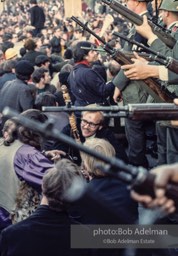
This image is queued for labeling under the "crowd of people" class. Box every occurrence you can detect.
[0,0,178,255]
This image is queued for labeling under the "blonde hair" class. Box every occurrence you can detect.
[82,104,105,124]
[81,138,115,177]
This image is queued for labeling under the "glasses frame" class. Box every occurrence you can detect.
[81,118,101,129]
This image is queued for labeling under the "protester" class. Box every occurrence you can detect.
[68,41,116,108]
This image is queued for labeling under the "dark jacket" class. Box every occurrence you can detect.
[0,73,16,91]
[37,83,56,95]
[0,205,88,256]
[69,176,138,226]
[29,5,45,29]
[68,63,115,106]
[88,176,138,224]
[0,78,34,113]
[23,51,45,66]
[50,36,61,54]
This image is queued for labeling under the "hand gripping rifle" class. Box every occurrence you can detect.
[81,45,161,62]
[113,32,178,75]
[42,103,178,121]
[81,44,178,75]
[71,16,175,103]
[102,0,176,49]
[3,106,178,207]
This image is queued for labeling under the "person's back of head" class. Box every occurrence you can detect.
[64,48,73,60]
[108,60,121,77]
[2,60,17,73]
[18,109,48,149]
[30,0,37,5]
[81,138,115,177]
[19,47,27,57]
[42,159,82,211]
[31,67,47,83]
[15,60,34,81]
[40,44,52,56]
[1,118,18,146]
[35,55,50,67]
[24,38,37,51]
[35,91,57,110]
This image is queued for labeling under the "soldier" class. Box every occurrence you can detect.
[113,0,153,168]
[122,0,178,165]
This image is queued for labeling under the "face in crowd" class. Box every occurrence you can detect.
[80,112,103,138]
[85,49,98,63]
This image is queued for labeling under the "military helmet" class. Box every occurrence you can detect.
[159,0,178,12]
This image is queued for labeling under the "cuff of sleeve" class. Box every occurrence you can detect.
[148,35,158,46]
[159,66,168,81]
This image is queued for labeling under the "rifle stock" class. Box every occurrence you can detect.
[102,0,176,49]
[71,16,175,103]
[42,103,178,121]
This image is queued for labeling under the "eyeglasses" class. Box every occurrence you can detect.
[81,118,101,129]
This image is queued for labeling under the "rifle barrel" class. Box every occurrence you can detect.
[42,103,178,120]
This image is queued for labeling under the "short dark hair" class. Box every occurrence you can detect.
[42,159,82,211]
[24,39,37,51]
[35,55,50,67]
[35,92,57,110]
[73,41,95,63]
[64,48,73,60]
[3,60,17,72]
[32,67,48,83]
[30,0,37,4]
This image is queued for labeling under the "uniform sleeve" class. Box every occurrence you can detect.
[112,69,130,91]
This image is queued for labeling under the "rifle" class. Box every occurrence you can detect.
[42,103,178,121]
[3,106,178,204]
[81,45,178,74]
[102,0,176,49]
[81,45,154,61]
[114,32,178,75]
[71,16,175,103]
